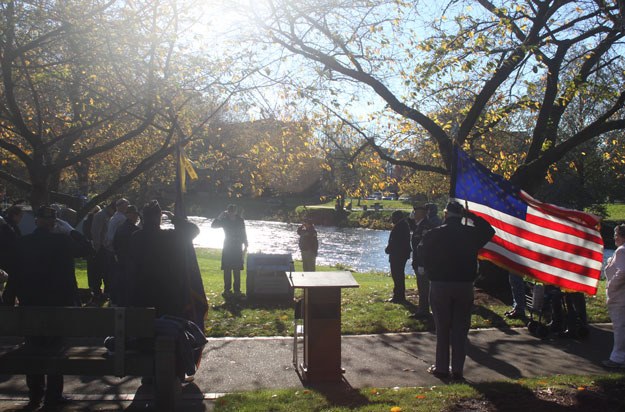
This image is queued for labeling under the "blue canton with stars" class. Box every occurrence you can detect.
[453,147,527,220]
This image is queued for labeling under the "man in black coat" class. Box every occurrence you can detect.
[408,204,439,317]
[112,205,140,306]
[385,210,411,303]
[421,200,495,381]
[127,200,200,319]
[15,206,88,408]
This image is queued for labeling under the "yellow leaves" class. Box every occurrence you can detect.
[390,407,402,412]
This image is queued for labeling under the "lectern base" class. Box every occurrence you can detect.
[299,363,345,383]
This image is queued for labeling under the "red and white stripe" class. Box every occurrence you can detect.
[458,196,604,295]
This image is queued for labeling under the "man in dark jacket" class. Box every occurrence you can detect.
[211,204,248,296]
[385,210,411,303]
[15,206,88,408]
[408,204,439,317]
[127,200,200,319]
[421,200,495,381]
[297,218,318,272]
[112,205,140,306]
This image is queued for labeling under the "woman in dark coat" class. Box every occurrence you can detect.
[211,204,248,295]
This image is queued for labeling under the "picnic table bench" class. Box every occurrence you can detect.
[0,306,181,411]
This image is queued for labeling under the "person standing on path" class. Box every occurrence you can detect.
[297,218,318,272]
[421,200,495,380]
[212,204,248,296]
[385,210,411,303]
[602,224,625,368]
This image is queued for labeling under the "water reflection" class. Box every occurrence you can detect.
[178,216,616,277]
[187,217,396,274]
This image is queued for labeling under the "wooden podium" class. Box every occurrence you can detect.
[288,271,359,383]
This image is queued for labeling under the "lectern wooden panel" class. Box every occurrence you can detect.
[288,271,358,383]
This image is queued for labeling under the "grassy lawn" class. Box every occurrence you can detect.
[73,250,620,411]
[604,203,625,221]
[74,249,610,338]
[213,373,625,411]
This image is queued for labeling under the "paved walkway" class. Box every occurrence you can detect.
[0,324,616,411]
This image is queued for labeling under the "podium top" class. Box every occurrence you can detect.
[287,271,359,289]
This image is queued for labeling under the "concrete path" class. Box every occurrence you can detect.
[0,324,615,411]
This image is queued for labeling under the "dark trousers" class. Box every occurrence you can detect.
[224,269,241,293]
[390,257,408,300]
[24,337,64,402]
[430,281,474,375]
[88,248,109,296]
[412,263,430,314]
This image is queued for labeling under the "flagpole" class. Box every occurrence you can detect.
[449,141,458,199]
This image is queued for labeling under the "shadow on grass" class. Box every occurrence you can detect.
[468,376,625,412]
[211,295,294,318]
[472,304,519,334]
[305,379,379,409]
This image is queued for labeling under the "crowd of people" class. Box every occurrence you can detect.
[384,199,624,380]
[0,198,206,408]
[1,193,624,401]
[385,200,495,381]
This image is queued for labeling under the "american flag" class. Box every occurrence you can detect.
[452,146,603,295]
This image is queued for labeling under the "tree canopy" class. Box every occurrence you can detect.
[243,0,625,196]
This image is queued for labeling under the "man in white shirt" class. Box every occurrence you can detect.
[89,202,115,301]
[105,198,129,252]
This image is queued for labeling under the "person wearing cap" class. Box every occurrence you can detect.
[211,204,248,296]
[112,205,140,306]
[297,217,318,272]
[408,204,439,318]
[385,210,412,303]
[421,200,495,381]
[15,205,88,408]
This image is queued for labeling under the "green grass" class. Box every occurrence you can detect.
[74,249,610,338]
[213,373,625,411]
[604,203,625,221]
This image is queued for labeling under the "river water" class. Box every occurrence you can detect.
[188,217,396,274]
[189,217,615,275]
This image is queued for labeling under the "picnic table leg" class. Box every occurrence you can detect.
[154,336,180,412]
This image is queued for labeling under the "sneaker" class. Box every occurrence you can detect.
[505,309,526,320]
[602,359,625,369]
[427,365,449,379]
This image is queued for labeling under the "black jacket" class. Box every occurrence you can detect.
[409,217,438,267]
[15,227,86,306]
[421,213,495,282]
[385,218,411,261]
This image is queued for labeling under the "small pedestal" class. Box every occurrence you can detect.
[288,271,359,383]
